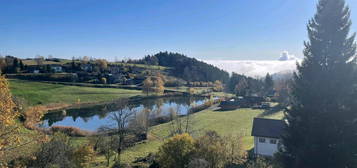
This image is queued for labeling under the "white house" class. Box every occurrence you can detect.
[251,118,285,157]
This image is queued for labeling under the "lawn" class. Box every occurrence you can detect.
[9,79,143,106]
[117,106,284,164]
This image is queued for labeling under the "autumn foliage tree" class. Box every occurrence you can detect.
[0,75,20,161]
[213,80,223,92]
[96,59,108,72]
[142,77,153,96]
[72,144,95,168]
[153,76,165,94]
[156,132,244,168]
[152,73,165,94]
[142,74,165,95]
[157,133,195,168]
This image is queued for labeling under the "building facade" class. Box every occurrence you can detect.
[251,118,285,157]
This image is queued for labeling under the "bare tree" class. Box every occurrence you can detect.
[35,55,44,66]
[94,126,117,167]
[168,105,194,136]
[134,108,151,139]
[109,99,133,164]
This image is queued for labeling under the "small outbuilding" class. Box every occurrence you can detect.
[251,118,285,157]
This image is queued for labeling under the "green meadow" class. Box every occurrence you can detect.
[9,79,142,106]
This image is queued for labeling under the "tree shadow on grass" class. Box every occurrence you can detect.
[257,105,286,118]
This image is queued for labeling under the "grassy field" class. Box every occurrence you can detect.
[22,59,69,65]
[8,78,283,166]
[9,79,143,106]
[114,106,284,165]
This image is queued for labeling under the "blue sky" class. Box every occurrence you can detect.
[1,0,357,60]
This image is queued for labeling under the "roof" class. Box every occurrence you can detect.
[251,118,286,138]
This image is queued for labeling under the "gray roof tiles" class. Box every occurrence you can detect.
[251,118,286,138]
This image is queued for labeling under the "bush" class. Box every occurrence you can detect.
[30,132,74,168]
[246,157,274,168]
[29,133,95,168]
[157,133,195,168]
[72,144,95,168]
[155,131,244,168]
[194,131,227,168]
[111,161,131,168]
[23,106,46,129]
[50,126,93,137]
[101,77,107,84]
[187,87,196,95]
[187,158,210,168]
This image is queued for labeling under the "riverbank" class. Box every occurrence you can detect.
[43,94,219,130]
[9,79,219,112]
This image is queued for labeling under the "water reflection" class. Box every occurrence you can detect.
[42,96,207,131]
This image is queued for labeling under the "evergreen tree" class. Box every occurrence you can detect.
[13,58,18,68]
[19,60,24,70]
[263,73,274,96]
[280,0,357,167]
[12,58,19,73]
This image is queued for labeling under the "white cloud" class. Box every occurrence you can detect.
[204,51,301,77]
[278,51,298,61]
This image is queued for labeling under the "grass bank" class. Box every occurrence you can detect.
[115,107,284,164]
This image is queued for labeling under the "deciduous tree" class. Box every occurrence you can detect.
[0,75,20,161]
[142,77,153,96]
[110,99,133,165]
[213,80,223,92]
[234,78,248,96]
[157,133,195,168]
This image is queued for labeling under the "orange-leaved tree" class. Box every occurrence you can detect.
[0,75,20,160]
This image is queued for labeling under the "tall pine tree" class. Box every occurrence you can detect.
[264,73,274,96]
[280,0,357,167]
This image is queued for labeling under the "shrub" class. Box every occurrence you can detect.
[101,77,107,84]
[187,158,210,168]
[157,133,195,168]
[29,133,95,168]
[23,106,46,129]
[155,131,244,168]
[30,132,74,168]
[111,161,131,168]
[72,144,95,168]
[194,131,227,168]
[187,87,196,95]
[50,126,93,137]
[246,157,274,168]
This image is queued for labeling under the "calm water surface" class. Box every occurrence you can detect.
[42,96,208,131]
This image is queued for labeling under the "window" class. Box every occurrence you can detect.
[259,137,266,143]
[270,139,277,144]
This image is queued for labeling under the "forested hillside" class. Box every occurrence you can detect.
[135,52,230,83]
